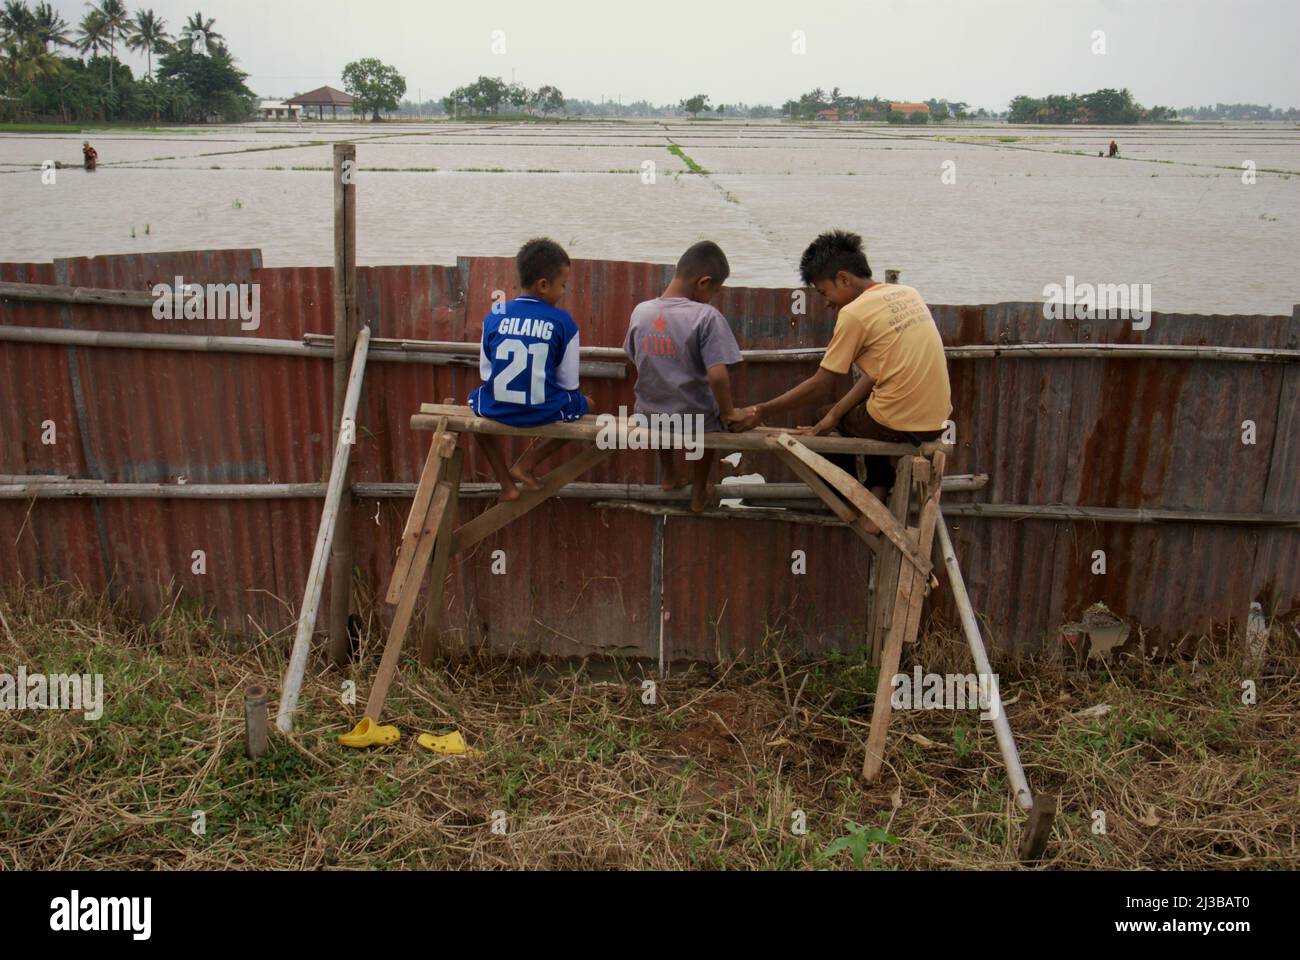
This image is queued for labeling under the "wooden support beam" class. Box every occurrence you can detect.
[863,451,946,782]
[450,445,614,554]
[772,433,932,579]
[776,449,883,555]
[364,482,452,721]
[420,450,463,667]
[275,327,372,733]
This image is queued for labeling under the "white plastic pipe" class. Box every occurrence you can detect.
[937,512,1034,811]
[276,326,371,733]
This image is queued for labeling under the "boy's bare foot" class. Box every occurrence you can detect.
[690,481,716,514]
[508,464,544,492]
[498,483,521,503]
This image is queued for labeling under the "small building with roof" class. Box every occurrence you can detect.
[286,86,355,120]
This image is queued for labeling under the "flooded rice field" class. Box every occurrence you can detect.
[2,120,1297,314]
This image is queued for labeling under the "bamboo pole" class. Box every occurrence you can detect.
[937,512,1034,811]
[276,326,371,733]
[0,280,156,308]
[0,475,989,500]
[0,326,626,378]
[7,299,1294,366]
[329,142,358,667]
[5,477,1294,528]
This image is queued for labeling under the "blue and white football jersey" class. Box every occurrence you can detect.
[468,297,588,426]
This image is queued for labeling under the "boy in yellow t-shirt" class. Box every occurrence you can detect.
[727,229,951,509]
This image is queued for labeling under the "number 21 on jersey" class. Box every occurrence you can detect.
[493,340,549,405]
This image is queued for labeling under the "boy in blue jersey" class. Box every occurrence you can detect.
[469,238,589,501]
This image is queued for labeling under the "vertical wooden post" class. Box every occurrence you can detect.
[328,142,358,666]
[244,684,268,758]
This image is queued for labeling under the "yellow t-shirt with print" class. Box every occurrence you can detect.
[819,283,952,432]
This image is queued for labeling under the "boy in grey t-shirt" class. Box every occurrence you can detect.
[623,241,743,512]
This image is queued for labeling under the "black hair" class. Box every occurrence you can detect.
[517,237,571,288]
[675,240,730,285]
[799,230,872,285]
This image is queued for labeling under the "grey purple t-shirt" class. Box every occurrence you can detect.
[623,297,743,432]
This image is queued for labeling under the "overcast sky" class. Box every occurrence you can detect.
[52,0,1300,109]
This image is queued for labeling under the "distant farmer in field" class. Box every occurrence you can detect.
[726,230,951,530]
[82,141,98,171]
[1108,139,1119,158]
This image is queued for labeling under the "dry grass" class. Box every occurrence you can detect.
[1,581,1296,870]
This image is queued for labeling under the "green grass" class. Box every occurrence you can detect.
[667,143,707,173]
[0,123,81,133]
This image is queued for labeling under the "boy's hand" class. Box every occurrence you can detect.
[725,406,761,432]
[794,414,838,437]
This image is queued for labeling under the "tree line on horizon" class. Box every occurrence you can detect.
[4,9,1295,128]
[0,1,256,122]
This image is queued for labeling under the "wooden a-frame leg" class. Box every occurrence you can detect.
[869,455,913,666]
[863,451,946,781]
[420,449,463,667]
[386,420,452,604]
[365,428,457,721]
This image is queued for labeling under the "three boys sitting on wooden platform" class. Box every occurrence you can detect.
[468,230,951,518]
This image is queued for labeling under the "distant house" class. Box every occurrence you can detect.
[286,85,355,120]
[889,101,930,115]
[259,100,302,120]
[815,109,839,121]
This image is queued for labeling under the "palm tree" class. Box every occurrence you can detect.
[74,9,107,60]
[180,10,222,51]
[92,0,133,96]
[1,30,61,115]
[31,2,68,48]
[0,1,35,41]
[126,8,168,79]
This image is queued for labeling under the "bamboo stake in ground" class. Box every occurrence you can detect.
[244,684,269,759]
[275,327,372,733]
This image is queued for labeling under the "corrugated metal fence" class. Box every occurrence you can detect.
[1,249,1296,657]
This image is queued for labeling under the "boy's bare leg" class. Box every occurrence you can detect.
[475,433,520,501]
[510,437,568,489]
[689,449,718,513]
[657,448,687,491]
